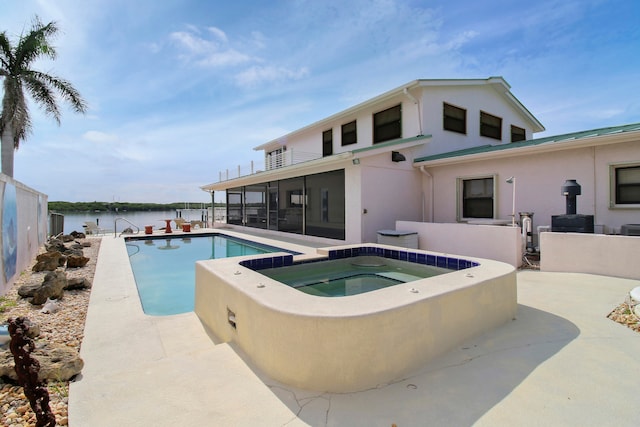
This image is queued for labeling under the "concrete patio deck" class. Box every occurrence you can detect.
[69,231,640,426]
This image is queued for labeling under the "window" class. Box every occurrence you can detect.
[322,129,333,156]
[443,103,466,134]
[480,111,502,140]
[288,190,306,207]
[373,104,401,143]
[511,125,526,142]
[612,164,640,206]
[458,176,495,219]
[341,121,357,146]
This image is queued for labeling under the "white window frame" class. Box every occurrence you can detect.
[456,174,498,221]
[609,162,640,209]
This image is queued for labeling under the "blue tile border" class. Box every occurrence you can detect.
[240,254,294,270]
[243,246,479,272]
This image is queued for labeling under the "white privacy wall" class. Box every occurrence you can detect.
[396,221,523,267]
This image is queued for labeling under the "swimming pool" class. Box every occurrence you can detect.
[126,233,291,315]
[258,256,451,296]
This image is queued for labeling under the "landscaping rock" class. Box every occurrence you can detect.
[65,277,92,290]
[66,255,89,268]
[68,243,84,251]
[17,283,41,298]
[32,251,66,272]
[70,231,86,239]
[46,239,67,253]
[0,342,83,382]
[31,272,67,305]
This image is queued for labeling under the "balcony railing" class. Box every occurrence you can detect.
[216,149,322,182]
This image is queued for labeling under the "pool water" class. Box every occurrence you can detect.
[126,234,287,315]
[259,256,451,297]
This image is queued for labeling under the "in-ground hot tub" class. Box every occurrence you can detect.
[195,244,516,392]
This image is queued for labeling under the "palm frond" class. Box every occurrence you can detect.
[14,16,59,71]
[0,31,12,72]
[41,72,87,114]
[23,72,61,122]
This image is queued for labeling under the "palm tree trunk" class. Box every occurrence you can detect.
[1,123,15,177]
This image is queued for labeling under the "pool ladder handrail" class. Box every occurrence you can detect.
[114,217,141,237]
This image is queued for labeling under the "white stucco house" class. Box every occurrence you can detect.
[201,76,640,249]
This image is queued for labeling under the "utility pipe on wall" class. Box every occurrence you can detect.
[419,166,434,222]
[403,88,423,136]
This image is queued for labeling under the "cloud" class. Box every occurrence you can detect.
[235,65,310,87]
[169,26,252,67]
[207,26,228,43]
[167,24,312,88]
[82,130,119,144]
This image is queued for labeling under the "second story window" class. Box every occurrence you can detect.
[511,125,526,142]
[373,104,401,144]
[322,129,333,157]
[342,120,357,146]
[443,103,466,134]
[480,111,502,140]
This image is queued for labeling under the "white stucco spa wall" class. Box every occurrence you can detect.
[194,252,517,392]
[396,221,523,267]
[540,232,640,279]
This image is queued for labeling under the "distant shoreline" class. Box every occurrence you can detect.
[48,201,222,213]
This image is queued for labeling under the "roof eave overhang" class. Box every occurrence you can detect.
[352,134,431,159]
[201,152,354,191]
[414,131,639,168]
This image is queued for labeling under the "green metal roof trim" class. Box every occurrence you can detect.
[352,134,432,154]
[414,122,640,163]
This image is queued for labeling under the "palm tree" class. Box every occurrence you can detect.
[0,16,86,177]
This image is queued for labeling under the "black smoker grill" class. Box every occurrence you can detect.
[551,179,594,233]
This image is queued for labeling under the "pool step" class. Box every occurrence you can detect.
[377,272,423,283]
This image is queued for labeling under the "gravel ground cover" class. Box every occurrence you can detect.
[1,237,99,427]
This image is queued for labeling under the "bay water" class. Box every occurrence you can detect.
[61,210,184,235]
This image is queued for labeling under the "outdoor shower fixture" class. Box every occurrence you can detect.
[506,176,516,226]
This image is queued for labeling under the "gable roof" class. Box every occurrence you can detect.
[254,77,543,152]
[414,122,640,166]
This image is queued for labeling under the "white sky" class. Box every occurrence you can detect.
[1,0,639,203]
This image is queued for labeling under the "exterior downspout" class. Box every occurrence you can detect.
[419,166,433,222]
[403,88,423,136]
